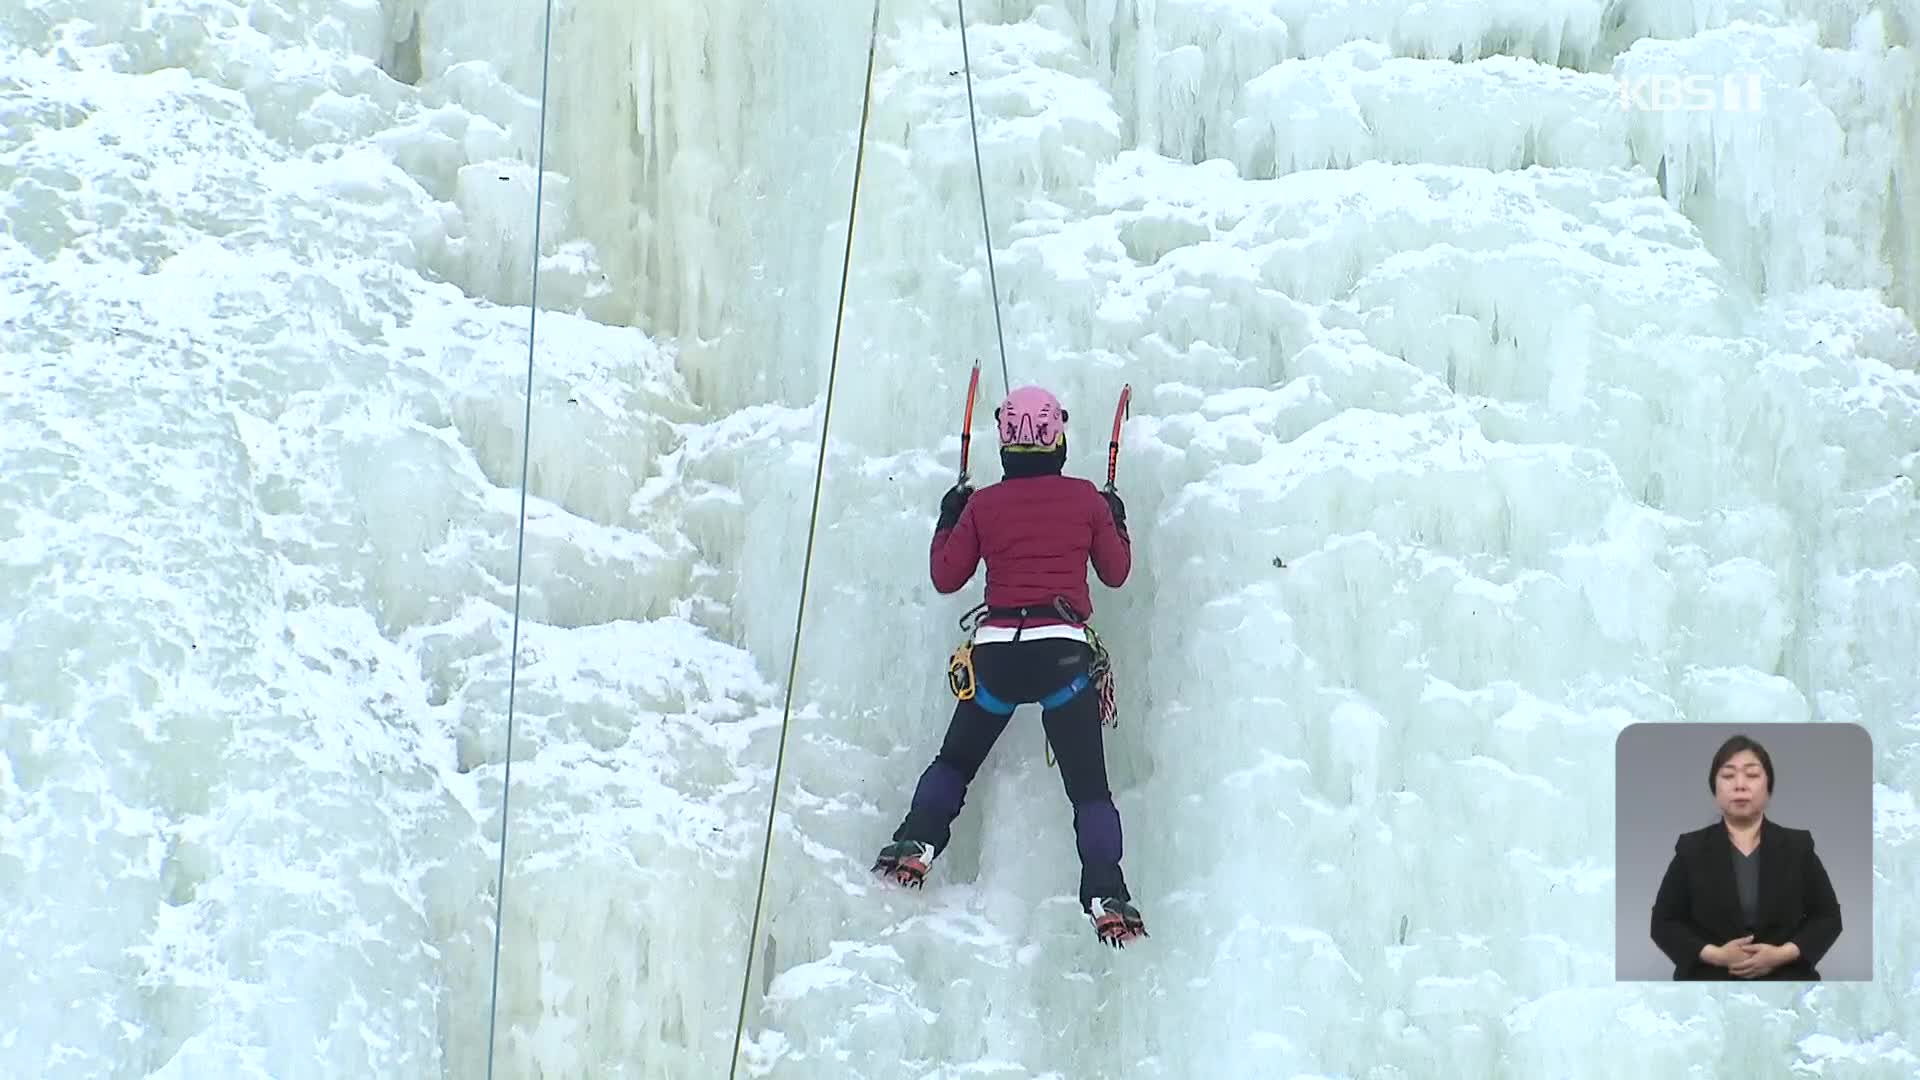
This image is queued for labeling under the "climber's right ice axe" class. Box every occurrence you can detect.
[958,360,981,486]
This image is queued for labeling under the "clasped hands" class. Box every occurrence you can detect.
[1705,935,1797,978]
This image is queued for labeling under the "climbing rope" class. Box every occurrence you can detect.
[725,1,885,1076]
[482,0,557,1073]
[957,0,1012,397]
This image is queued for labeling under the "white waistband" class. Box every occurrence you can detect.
[972,623,1087,644]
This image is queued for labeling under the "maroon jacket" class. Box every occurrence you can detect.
[930,474,1131,627]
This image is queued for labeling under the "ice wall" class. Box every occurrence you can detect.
[0,17,496,1075]
[1060,0,1920,316]
[734,0,1920,1077]
[6,0,1920,1078]
[2,1,869,1078]
[392,0,873,409]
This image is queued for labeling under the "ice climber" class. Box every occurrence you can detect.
[872,384,1148,946]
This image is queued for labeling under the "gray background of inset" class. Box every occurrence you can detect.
[1614,721,1874,981]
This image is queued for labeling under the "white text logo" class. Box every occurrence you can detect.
[1617,73,1764,113]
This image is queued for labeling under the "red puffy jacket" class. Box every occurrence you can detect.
[929,474,1131,627]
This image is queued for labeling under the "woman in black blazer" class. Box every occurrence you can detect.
[1649,734,1843,980]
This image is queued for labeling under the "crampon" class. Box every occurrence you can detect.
[1089,898,1148,947]
[872,841,933,888]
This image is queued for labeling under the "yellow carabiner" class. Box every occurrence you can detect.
[947,640,977,701]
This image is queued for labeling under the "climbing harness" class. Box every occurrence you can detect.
[948,598,1120,768]
[726,3,885,1077]
[974,670,1094,718]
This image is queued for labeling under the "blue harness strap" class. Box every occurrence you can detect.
[972,672,1091,716]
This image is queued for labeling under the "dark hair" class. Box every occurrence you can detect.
[1000,443,1067,478]
[1709,734,1774,794]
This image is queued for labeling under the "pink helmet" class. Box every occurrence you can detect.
[996,385,1067,450]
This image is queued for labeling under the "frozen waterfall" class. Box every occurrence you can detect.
[3,0,1920,1077]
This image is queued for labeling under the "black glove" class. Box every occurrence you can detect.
[937,483,973,531]
[1102,488,1128,535]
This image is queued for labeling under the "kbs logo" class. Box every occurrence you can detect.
[1616,72,1765,113]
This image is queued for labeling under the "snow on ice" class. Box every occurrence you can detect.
[2,0,1919,1078]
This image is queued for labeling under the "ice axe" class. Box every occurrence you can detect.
[1104,383,1131,493]
[957,360,981,486]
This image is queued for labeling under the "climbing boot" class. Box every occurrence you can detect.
[872,840,934,888]
[1089,897,1147,946]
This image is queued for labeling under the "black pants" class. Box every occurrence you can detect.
[894,637,1128,910]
